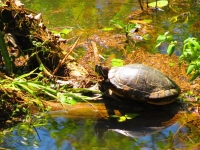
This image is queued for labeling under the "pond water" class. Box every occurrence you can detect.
[1,110,189,150]
[1,0,200,149]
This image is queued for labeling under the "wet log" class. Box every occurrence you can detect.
[41,99,185,121]
[42,100,109,118]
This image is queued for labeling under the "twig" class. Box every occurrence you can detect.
[35,52,54,78]
[53,36,80,75]
[91,41,99,65]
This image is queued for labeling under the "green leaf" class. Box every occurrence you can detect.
[169,61,174,67]
[167,43,175,56]
[102,27,115,31]
[169,16,178,23]
[190,39,200,50]
[22,107,27,113]
[186,64,195,75]
[166,35,173,41]
[111,58,124,67]
[148,0,168,8]
[143,19,153,23]
[156,34,166,43]
[57,93,77,105]
[125,113,139,118]
[60,28,72,35]
[155,42,162,48]
[15,82,37,99]
[110,20,124,29]
[156,141,165,149]
[190,71,200,81]
[51,30,59,34]
[118,116,126,122]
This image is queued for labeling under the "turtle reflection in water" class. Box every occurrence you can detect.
[95,64,180,105]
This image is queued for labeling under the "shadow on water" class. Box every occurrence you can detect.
[1,100,190,149]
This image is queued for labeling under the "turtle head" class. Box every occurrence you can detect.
[95,65,109,79]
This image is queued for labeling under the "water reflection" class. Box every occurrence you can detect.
[1,102,189,150]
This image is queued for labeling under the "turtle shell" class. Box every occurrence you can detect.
[106,64,180,105]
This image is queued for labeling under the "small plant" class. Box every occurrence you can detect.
[168,37,200,80]
[111,58,124,67]
[110,113,139,122]
[110,20,141,38]
[156,32,200,81]
[155,31,174,51]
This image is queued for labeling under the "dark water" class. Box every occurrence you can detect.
[2,0,199,149]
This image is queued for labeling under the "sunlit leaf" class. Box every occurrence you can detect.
[143,19,153,23]
[118,116,126,122]
[190,39,200,50]
[166,35,173,41]
[184,16,188,24]
[169,61,174,67]
[190,71,200,81]
[169,16,178,23]
[186,64,195,75]
[60,28,72,35]
[124,113,139,119]
[51,30,59,34]
[156,35,166,43]
[167,43,175,56]
[102,27,115,31]
[57,93,77,105]
[111,58,124,67]
[148,0,168,8]
[142,34,151,40]
[197,60,200,67]
[110,20,124,29]
[155,42,162,48]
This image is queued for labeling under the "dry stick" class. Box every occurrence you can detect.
[36,52,54,78]
[91,41,99,65]
[52,36,80,75]
[138,0,143,10]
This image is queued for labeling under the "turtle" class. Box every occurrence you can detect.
[95,64,180,105]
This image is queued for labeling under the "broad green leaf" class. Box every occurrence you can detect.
[190,39,200,50]
[186,64,195,75]
[156,35,166,43]
[167,43,175,56]
[111,58,124,67]
[60,28,72,35]
[166,35,173,41]
[57,93,77,105]
[148,0,168,8]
